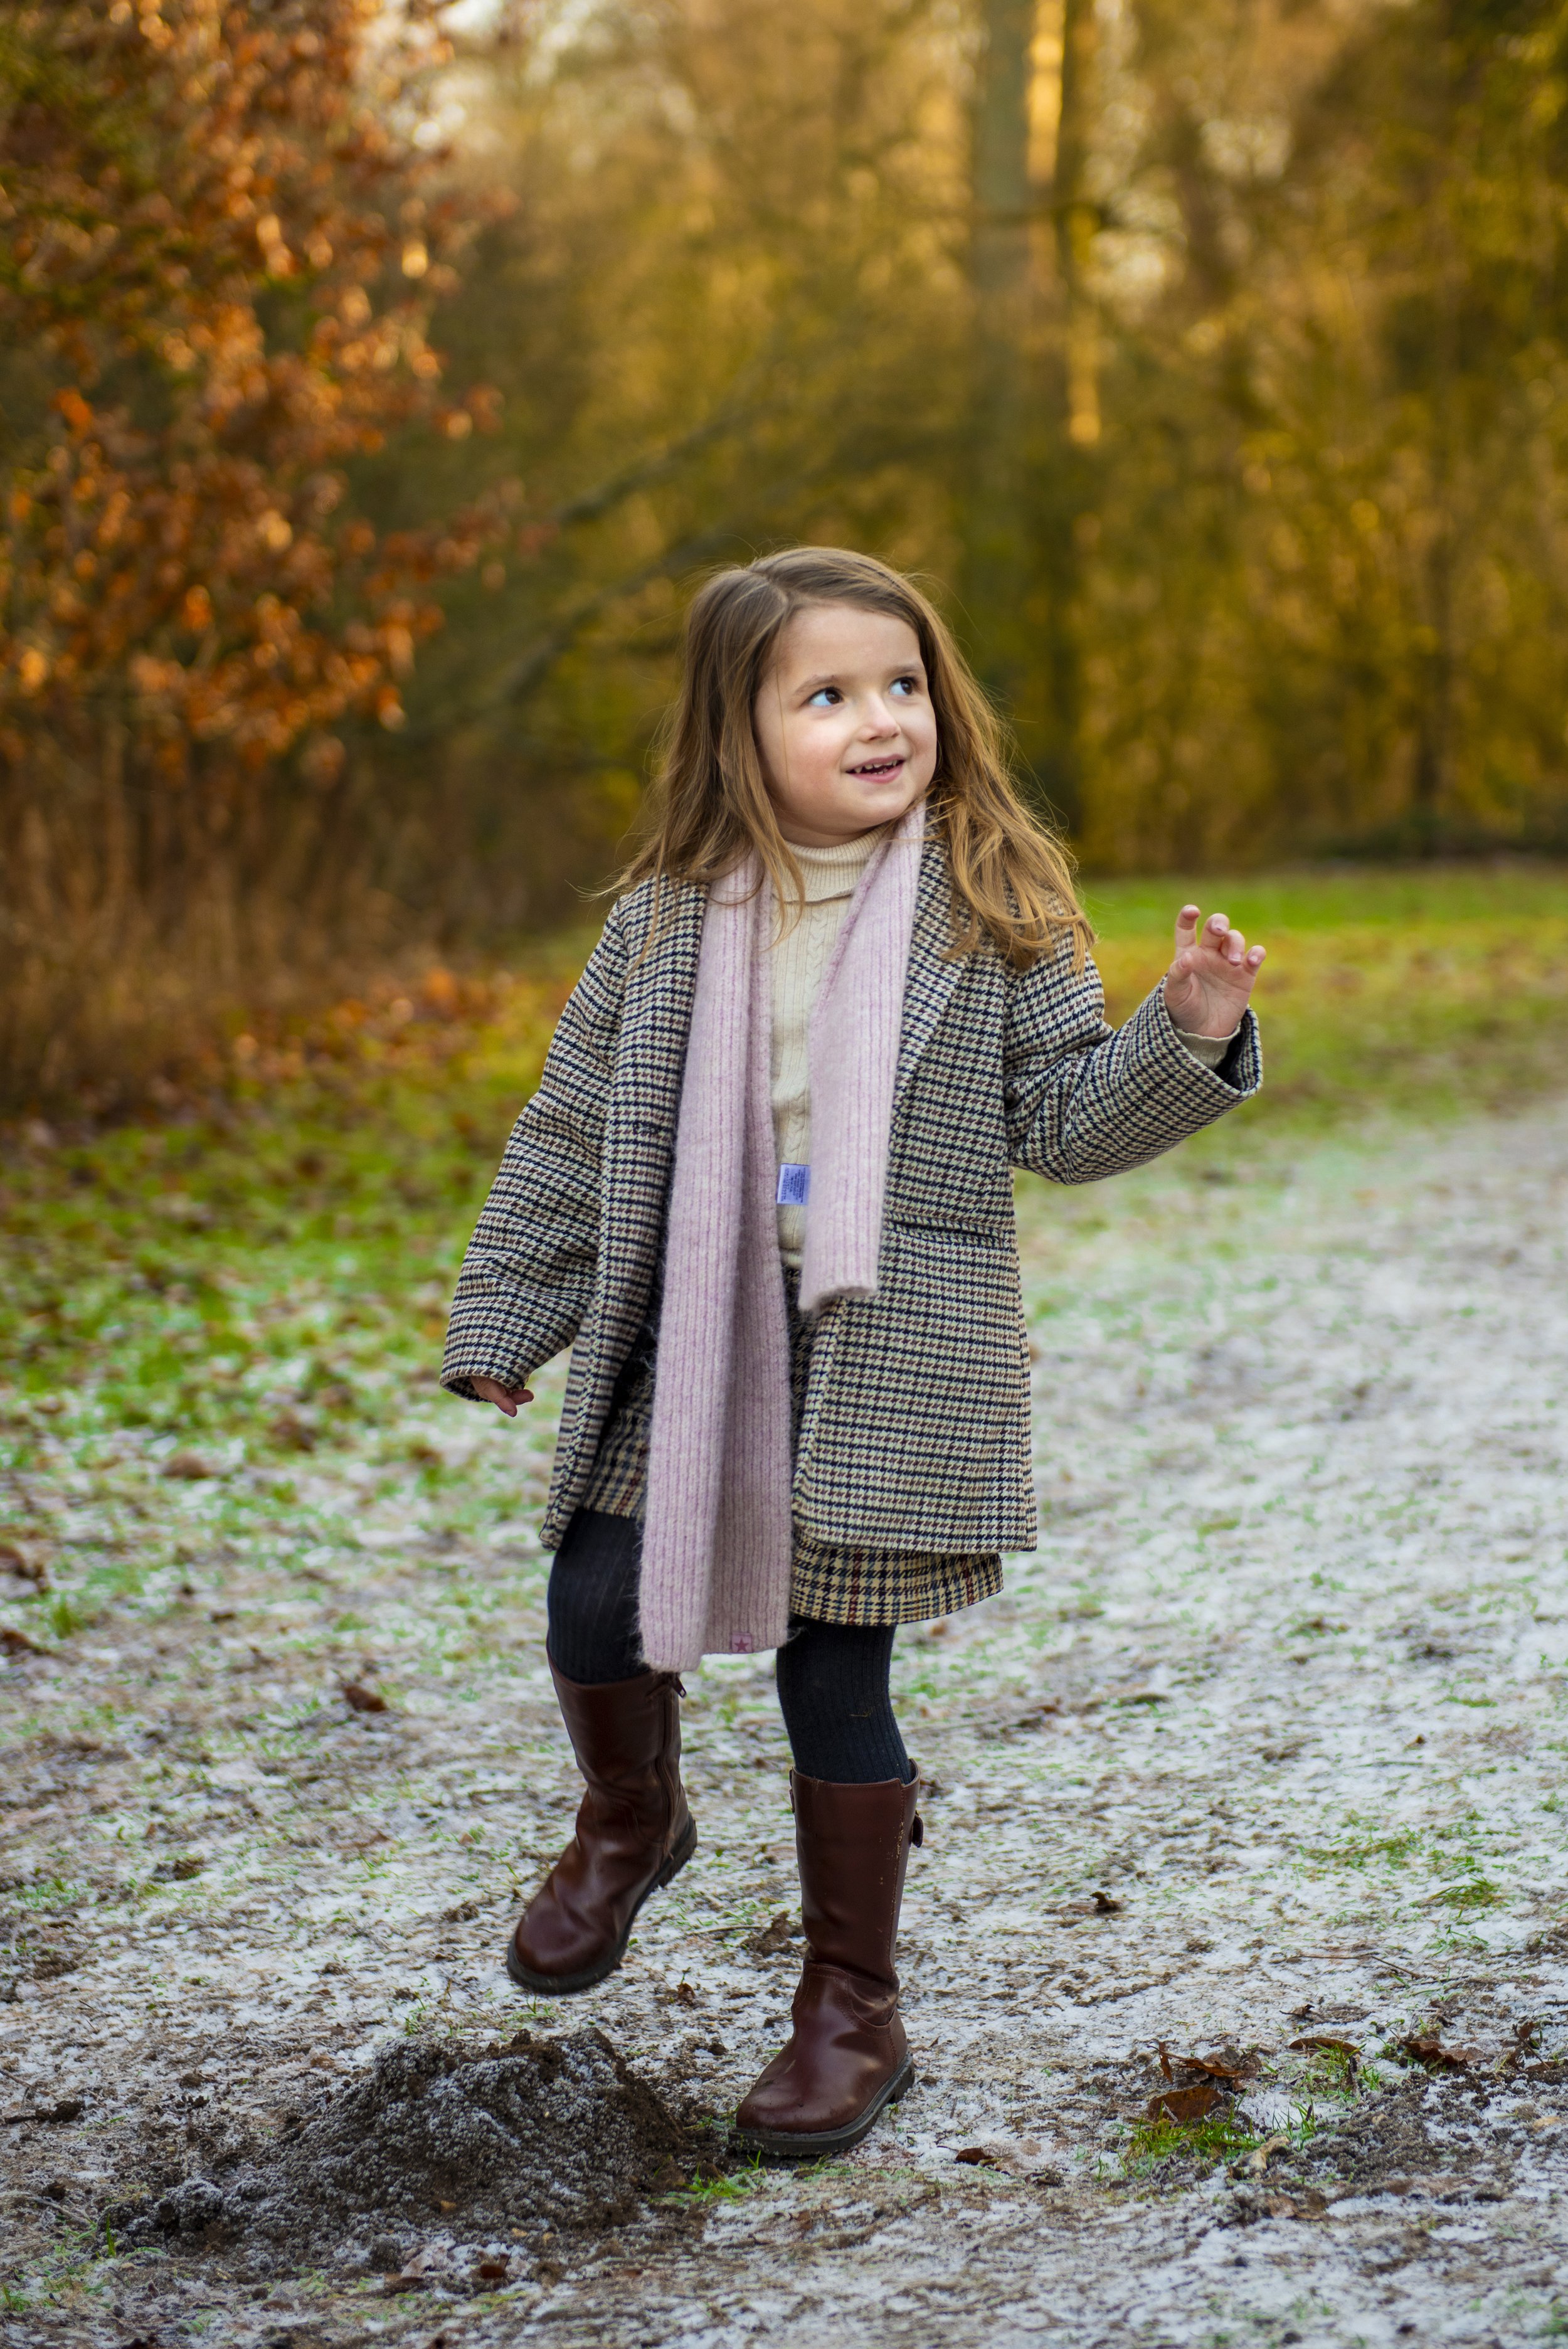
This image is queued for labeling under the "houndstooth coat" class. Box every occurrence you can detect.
[442,837,1261,1563]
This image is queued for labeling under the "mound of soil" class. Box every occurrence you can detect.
[119,2028,696,2270]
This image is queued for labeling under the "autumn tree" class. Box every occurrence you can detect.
[0,0,500,1106]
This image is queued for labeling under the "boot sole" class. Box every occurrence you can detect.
[504,1815,697,1997]
[731,2050,915,2163]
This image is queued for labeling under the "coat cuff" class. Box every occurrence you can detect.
[440,1357,536,1405]
[440,1276,562,1403]
[1140,985,1263,1100]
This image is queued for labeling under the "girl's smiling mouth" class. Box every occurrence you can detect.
[848,755,906,778]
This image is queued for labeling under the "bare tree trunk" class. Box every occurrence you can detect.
[1032,0,1099,829]
[963,0,1100,833]
[963,0,1037,731]
[1054,0,1099,451]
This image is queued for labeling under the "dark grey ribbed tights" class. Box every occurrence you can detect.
[547,1508,909,1785]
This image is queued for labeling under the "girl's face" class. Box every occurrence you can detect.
[753,602,938,847]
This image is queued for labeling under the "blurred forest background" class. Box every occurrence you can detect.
[5,0,1568,1112]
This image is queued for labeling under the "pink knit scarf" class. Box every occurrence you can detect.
[638,800,924,1672]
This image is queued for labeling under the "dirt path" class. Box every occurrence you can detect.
[4,1104,1568,2346]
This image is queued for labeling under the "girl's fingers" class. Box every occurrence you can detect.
[472,1376,531,1417]
[1172,903,1200,954]
[1246,945,1266,970]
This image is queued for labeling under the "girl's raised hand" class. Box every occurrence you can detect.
[471,1374,534,1418]
[1163,905,1266,1037]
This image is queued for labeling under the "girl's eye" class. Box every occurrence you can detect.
[806,686,842,707]
[891,676,919,697]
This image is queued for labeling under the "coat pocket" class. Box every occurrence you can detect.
[793,1222,1034,1549]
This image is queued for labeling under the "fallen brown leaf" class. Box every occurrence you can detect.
[160,1450,221,1481]
[744,1911,797,1956]
[339,1679,387,1714]
[1092,1890,1122,1914]
[1146,2081,1221,2124]
[268,1409,318,1453]
[1187,2045,1260,2082]
[1237,2133,1291,2176]
[1400,2034,1473,2072]
[1263,2187,1328,2220]
[1504,2017,1544,2067]
[0,1625,44,1656]
[0,1542,46,1587]
[1290,2034,1360,2069]
[475,2257,509,2281]
[953,2146,1004,2167]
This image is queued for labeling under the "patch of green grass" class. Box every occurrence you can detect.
[1084,862,1568,1132]
[43,1593,87,1640]
[660,2156,766,2205]
[5,864,1568,1686]
[1432,1877,1503,1911]
[1309,1828,1425,1870]
[1121,2108,1264,2175]
[1295,2045,1362,2098]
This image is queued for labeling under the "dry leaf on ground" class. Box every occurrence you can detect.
[339,1680,388,1714]
[1187,2045,1260,2082]
[1290,2034,1360,2068]
[160,1451,221,1481]
[1237,2133,1291,2176]
[1147,2082,1222,2124]
[1400,2035,1475,2072]
[744,1913,797,1956]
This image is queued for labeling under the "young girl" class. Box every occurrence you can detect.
[442,546,1264,2160]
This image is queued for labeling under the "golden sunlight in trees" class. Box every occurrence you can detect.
[3,0,1567,1104]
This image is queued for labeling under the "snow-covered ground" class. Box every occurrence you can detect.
[5,1102,1568,2346]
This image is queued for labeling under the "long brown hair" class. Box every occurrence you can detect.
[620,547,1092,968]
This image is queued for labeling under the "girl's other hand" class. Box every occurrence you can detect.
[1163,905,1266,1037]
[471,1375,534,1417]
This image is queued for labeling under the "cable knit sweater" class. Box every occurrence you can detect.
[767,832,1233,1267]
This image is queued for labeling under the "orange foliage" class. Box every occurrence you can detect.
[0,0,501,781]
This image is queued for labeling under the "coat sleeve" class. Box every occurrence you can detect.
[1004,938,1262,1184]
[440,909,628,1400]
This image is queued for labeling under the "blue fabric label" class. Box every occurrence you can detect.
[776,1162,810,1207]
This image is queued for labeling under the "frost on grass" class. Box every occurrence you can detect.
[119,2028,693,2266]
[8,1103,1568,2343]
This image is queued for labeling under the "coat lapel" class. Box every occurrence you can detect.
[616,881,706,1127]
[893,837,964,1107]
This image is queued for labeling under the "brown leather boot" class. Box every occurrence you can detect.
[504,1662,696,1995]
[733,1769,922,2158]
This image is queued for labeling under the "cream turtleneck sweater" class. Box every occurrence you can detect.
[770,834,881,1265]
[766,832,1236,1268]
